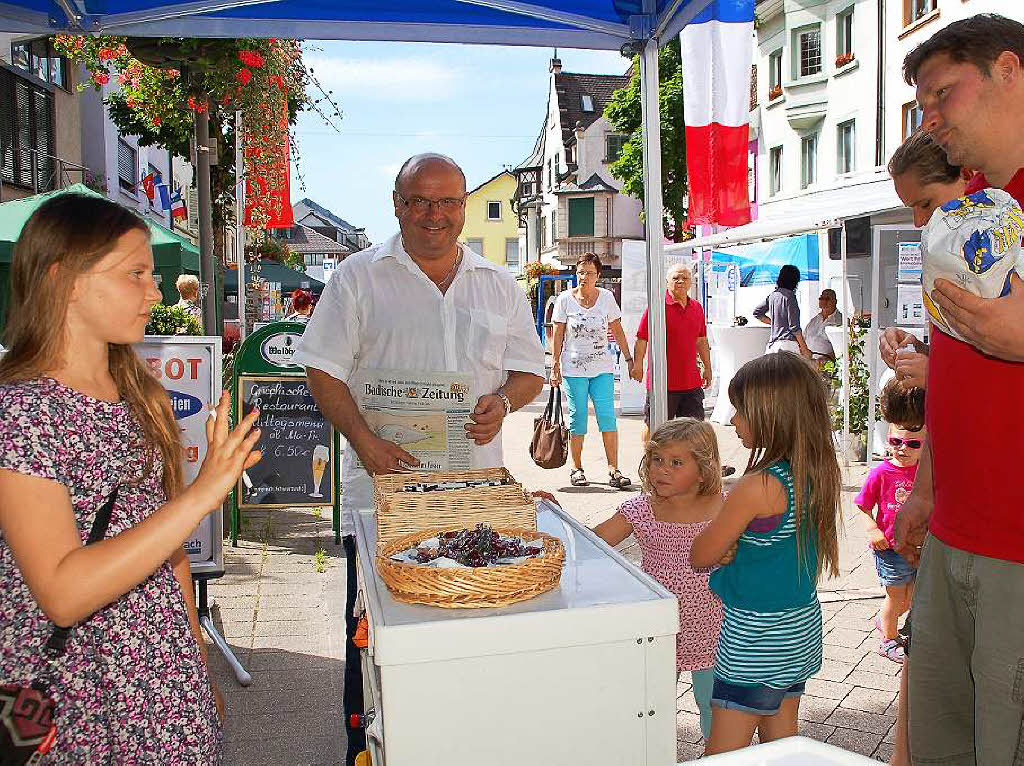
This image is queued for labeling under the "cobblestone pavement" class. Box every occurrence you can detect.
[206,384,898,764]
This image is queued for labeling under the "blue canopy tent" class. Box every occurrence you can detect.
[0,0,727,429]
[712,233,821,287]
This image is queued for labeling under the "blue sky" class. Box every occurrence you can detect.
[289,41,629,243]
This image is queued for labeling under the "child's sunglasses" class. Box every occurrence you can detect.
[888,437,922,449]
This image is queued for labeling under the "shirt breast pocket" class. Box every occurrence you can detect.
[465,308,507,370]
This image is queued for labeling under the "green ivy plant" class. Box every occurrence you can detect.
[146,304,202,336]
[821,318,877,435]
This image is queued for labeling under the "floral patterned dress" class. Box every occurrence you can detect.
[619,494,723,672]
[0,378,221,763]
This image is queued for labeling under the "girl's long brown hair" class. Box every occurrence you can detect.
[728,352,841,580]
[0,193,183,498]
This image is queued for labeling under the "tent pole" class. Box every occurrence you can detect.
[640,36,668,432]
[235,110,247,340]
[841,222,850,468]
[195,106,217,335]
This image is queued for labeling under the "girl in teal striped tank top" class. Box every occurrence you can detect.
[691,351,841,756]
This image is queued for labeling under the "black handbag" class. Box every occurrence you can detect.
[530,386,569,469]
[0,487,118,766]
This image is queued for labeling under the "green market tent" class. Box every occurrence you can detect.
[224,260,325,295]
[0,184,200,327]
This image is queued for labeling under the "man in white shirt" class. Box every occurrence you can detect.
[803,288,844,364]
[292,153,544,765]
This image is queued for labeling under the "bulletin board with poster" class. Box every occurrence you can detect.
[134,336,224,577]
[229,321,342,546]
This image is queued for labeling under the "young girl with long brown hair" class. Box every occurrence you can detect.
[691,351,841,755]
[0,194,261,762]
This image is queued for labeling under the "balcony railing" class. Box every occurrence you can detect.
[0,144,91,201]
[559,236,614,262]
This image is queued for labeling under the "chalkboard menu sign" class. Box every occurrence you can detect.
[237,375,336,508]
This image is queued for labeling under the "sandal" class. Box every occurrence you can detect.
[609,469,632,489]
[877,638,905,664]
[570,468,588,486]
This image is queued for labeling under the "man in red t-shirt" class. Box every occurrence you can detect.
[631,263,711,440]
[895,15,1024,764]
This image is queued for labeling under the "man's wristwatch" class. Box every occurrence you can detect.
[496,391,513,416]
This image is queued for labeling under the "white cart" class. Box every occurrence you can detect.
[354,500,679,766]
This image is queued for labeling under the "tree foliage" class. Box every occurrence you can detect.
[604,40,690,241]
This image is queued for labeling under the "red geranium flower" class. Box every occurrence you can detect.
[237,67,253,86]
[92,71,110,85]
[97,47,116,61]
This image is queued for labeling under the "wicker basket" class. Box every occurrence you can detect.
[373,468,536,552]
[376,527,565,608]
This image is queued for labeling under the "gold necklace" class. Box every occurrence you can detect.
[434,251,463,291]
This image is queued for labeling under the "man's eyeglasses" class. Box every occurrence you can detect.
[888,437,923,449]
[576,270,598,278]
[396,193,466,213]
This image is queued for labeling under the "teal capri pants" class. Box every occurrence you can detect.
[563,372,616,436]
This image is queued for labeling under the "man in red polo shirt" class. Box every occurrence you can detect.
[631,263,711,440]
[895,14,1024,765]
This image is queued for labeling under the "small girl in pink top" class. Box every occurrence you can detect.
[593,418,724,741]
[856,379,925,664]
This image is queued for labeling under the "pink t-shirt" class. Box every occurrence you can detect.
[619,495,722,672]
[854,460,918,546]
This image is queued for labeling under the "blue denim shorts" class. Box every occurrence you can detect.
[711,678,806,716]
[873,548,917,586]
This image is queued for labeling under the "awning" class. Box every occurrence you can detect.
[224,260,325,294]
[711,233,819,286]
[668,170,907,252]
[0,0,714,50]
[0,184,199,271]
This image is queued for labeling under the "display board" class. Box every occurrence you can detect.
[134,336,224,577]
[229,321,342,545]
[236,375,336,508]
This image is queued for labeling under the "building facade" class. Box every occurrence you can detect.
[0,34,86,202]
[513,58,644,270]
[460,169,520,271]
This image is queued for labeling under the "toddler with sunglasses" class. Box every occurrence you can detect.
[856,379,926,663]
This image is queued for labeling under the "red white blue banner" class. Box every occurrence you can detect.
[681,0,754,227]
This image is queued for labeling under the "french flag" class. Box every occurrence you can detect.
[169,189,187,220]
[681,0,754,227]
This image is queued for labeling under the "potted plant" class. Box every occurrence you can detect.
[146,304,202,336]
[821,317,873,462]
[768,84,784,101]
[836,52,855,68]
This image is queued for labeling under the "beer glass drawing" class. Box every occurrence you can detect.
[310,444,329,498]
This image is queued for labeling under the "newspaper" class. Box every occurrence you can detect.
[354,368,475,472]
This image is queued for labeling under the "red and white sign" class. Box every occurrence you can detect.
[134,336,224,576]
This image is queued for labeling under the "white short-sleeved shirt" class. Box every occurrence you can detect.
[551,288,621,378]
[292,233,545,532]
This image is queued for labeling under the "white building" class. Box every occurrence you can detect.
[80,83,197,240]
[513,57,644,271]
[694,0,1022,329]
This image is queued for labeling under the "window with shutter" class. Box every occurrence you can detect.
[0,67,54,191]
[117,138,137,194]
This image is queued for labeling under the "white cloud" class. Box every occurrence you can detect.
[305,54,463,102]
[378,162,402,179]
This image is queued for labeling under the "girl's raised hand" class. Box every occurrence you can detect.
[188,391,262,511]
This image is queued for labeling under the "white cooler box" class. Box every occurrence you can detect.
[355,500,679,766]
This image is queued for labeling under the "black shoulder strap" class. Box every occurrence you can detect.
[44,486,119,658]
